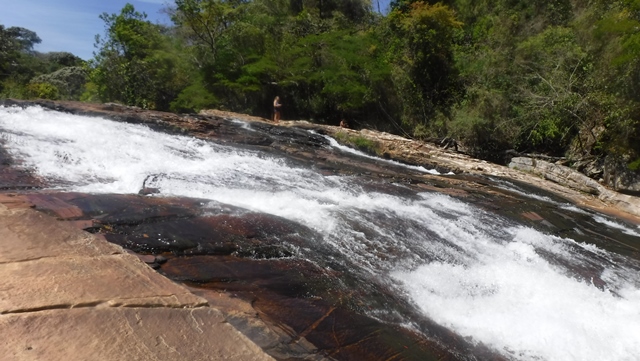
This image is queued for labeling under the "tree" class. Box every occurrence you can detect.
[90,4,190,110]
[0,25,42,95]
[1,25,41,77]
[512,26,590,155]
[172,0,244,62]
[0,25,41,54]
[588,0,640,159]
[168,0,388,121]
[384,1,463,136]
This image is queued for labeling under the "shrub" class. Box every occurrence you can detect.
[334,131,381,155]
[25,82,59,100]
[31,66,87,100]
[170,80,219,113]
[0,80,26,98]
[628,158,640,171]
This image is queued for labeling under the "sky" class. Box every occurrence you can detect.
[0,0,391,61]
[0,0,173,60]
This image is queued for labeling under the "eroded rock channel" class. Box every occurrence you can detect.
[1,100,639,361]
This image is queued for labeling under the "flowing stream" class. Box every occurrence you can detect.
[1,105,640,361]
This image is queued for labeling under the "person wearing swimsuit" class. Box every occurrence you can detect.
[273,96,282,123]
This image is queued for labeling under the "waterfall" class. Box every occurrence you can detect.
[2,105,640,361]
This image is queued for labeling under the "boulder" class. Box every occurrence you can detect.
[509,157,602,195]
[509,157,640,220]
[603,155,640,195]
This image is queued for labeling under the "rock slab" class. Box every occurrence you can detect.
[1,307,272,361]
[0,203,275,361]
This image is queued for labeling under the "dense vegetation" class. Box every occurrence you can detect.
[0,25,85,100]
[2,0,640,168]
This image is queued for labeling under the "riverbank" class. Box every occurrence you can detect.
[3,98,639,222]
[201,108,640,224]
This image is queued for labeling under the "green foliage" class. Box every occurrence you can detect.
[1,25,42,88]
[510,26,589,153]
[333,131,382,155]
[172,0,240,60]
[628,158,640,171]
[25,82,59,100]
[170,76,220,113]
[31,66,87,99]
[34,52,84,74]
[439,0,640,163]
[384,2,463,136]
[447,1,597,159]
[0,23,87,100]
[166,0,393,124]
[90,4,191,110]
[277,29,391,121]
[0,80,26,98]
[0,25,41,55]
[80,81,100,103]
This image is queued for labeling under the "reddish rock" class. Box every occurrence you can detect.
[0,203,275,361]
[522,211,544,221]
[0,307,275,361]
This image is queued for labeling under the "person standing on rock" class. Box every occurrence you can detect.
[273,96,282,123]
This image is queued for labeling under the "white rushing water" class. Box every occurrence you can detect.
[2,105,640,360]
[315,131,445,175]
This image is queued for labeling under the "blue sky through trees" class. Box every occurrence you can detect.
[1,0,176,60]
[0,0,391,60]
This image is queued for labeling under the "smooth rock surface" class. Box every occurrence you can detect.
[0,307,273,361]
[0,253,207,313]
[509,157,602,195]
[0,203,121,263]
[0,202,275,361]
[508,156,640,220]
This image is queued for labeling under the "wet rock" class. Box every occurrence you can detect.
[27,192,206,225]
[0,139,43,191]
[159,256,479,361]
[137,254,157,264]
[101,212,314,256]
[23,192,318,256]
[6,186,637,360]
[138,187,160,195]
[16,191,512,359]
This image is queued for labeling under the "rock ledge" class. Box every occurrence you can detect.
[0,201,274,361]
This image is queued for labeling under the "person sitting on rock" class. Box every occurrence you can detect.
[340,119,349,128]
